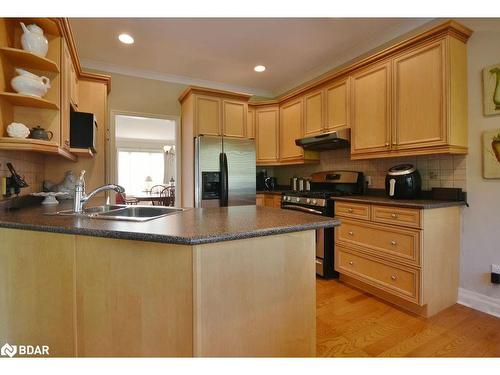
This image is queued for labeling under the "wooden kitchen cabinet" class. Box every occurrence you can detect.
[256,106,279,165]
[69,59,79,110]
[60,39,71,150]
[256,193,281,208]
[247,106,255,139]
[195,95,222,136]
[222,99,247,138]
[279,98,304,162]
[303,90,323,136]
[392,40,446,150]
[335,201,461,317]
[350,61,392,155]
[325,77,349,131]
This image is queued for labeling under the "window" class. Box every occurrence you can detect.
[118,150,164,195]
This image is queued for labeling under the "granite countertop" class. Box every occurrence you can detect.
[0,200,340,245]
[331,195,467,209]
[256,190,286,196]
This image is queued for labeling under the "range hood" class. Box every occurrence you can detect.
[295,128,350,151]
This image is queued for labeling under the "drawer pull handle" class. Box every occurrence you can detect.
[390,240,397,246]
[347,208,353,213]
[391,213,398,218]
[391,275,397,281]
[349,261,354,265]
[348,231,354,236]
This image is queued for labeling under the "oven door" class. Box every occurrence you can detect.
[280,202,331,277]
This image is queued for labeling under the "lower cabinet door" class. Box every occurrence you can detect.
[336,246,421,304]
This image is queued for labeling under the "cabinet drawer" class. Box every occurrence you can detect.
[336,247,420,304]
[335,202,370,220]
[336,219,421,266]
[371,205,421,228]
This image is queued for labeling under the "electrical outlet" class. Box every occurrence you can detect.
[366,176,372,186]
[491,264,500,284]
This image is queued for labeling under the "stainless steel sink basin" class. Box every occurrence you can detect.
[49,205,184,222]
[96,206,184,221]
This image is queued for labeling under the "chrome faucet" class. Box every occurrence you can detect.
[73,170,125,213]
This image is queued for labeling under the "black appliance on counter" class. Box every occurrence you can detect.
[70,110,98,152]
[385,164,422,199]
[281,170,364,278]
[256,170,267,191]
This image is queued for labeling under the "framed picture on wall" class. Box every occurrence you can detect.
[483,129,500,178]
[483,63,500,116]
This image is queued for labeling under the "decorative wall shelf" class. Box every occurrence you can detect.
[0,47,60,72]
[0,137,76,161]
[69,147,94,157]
[0,92,59,110]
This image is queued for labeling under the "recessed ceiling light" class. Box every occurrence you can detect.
[254,65,266,73]
[118,33,134,44]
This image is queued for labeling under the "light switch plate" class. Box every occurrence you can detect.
[492,264,500,274]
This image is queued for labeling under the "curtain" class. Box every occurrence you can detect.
[163,151,175,185]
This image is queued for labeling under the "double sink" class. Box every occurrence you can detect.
[52,205,184,222]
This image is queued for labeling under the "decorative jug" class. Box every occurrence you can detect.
[30,126,53,141]
[11,68,51,98]
[20,22,48,57]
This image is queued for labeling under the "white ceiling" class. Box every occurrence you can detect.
[115,115,175,141]
[70,18,433,97]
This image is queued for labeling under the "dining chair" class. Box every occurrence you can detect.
[150,184,167,206]
[116,192,139,205]
[160,186,175,207]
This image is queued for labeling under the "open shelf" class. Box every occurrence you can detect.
[15,18,61,36]
[69,147,94,157]
[0,137,76,161]
[0,47,59,72]
[0,92,59,110]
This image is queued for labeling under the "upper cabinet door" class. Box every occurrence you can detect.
[195,95,222,136]
[247,107,255,139]
[222,99,247,138]
[280,98,304,161]
[393,40,447,150]
[304,90,323,136]
[60,39,71,149]
[325,78,349,131]
[351,61,392,155]
[256,107,279,164]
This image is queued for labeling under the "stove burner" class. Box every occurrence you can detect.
[282,190,353,199]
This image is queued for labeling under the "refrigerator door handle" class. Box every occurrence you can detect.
[219,152,229,207]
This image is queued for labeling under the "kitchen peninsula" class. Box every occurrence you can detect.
[0,201,339,357]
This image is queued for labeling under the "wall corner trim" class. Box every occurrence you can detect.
[458,287,500,318]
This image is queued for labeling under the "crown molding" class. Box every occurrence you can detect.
[80,59,276,99]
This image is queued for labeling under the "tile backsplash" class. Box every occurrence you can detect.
[269,149,467,191]
[0,151,45,198]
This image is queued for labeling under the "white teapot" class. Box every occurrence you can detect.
[20,22,48,57]
[11,68,51,98]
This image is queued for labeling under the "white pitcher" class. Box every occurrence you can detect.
[11,68,51,98]
[20,22,48,57]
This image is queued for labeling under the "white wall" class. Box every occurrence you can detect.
[459,19,500,312]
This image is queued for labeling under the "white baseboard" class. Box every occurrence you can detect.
[458,288,500,318]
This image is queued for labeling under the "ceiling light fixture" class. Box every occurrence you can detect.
[254,65,266,73]
[118,33,134,44]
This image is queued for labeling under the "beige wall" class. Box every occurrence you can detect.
[460,20,500,303]
[94,70,186,116]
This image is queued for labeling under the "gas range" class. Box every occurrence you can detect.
[280,171,364,279]
[282,190,353,208]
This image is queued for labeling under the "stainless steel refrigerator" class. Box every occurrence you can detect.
[194,135,256,208]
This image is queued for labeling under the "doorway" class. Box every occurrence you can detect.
[108,111,180,205]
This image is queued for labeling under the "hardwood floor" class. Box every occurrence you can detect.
[316,278,500,357]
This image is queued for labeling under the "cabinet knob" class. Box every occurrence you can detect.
[390,240,397,246]
[391,213,398,219]
[385,142,389,146]
[348,231,354,236]
[347,208,353,213]
[391,275,398,281]
[349,261,354,266]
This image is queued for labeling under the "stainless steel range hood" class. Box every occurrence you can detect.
[295,128,350,151]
